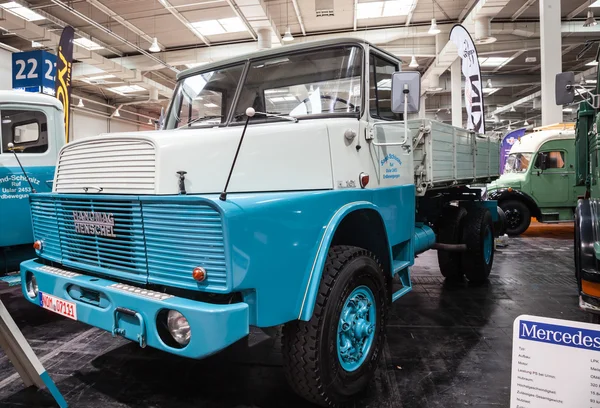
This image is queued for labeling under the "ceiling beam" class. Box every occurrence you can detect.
[157,0,210,46]
[291,0,306,35]
[432,0,450,20]
[567,1,590,20]
[458,0,478,22]
[511,0,537,21]
[493,50,525,73]
[84,0,165,51]
[12,0,123,56]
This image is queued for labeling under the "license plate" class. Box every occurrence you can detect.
[39,292,77,320]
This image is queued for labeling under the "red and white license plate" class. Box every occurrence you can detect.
[39,292,77,320]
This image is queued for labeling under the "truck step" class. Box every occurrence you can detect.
[392,260,411,275]
[392,286,412,302]
[0,274,21,287]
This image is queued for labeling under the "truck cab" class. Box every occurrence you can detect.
[487,128,584,235]
[0,91,64,272]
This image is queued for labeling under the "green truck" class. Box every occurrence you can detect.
[487,128,584,236]
[555,44,600,322]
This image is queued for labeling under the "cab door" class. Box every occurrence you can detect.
[367,51,413,188]
[530,149,570,205]
[0,107,56,247]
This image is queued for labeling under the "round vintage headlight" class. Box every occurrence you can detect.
[26,273,38,299]
[167,310,191,346]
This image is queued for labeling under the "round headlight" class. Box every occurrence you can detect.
[26,273,38,299]
[167,310,191,346]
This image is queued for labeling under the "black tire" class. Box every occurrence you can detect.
[461,207,494,283]
[436,206,467,280]
[575,205,582,280]
[282,245,387,407]
[500,200,531,236]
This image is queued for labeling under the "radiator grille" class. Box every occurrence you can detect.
[30,195,229,291]
[143,203,227,291]
[55,198,147,283]
[54,139,156,194]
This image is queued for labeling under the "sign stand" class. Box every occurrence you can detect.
[0,299,67,407]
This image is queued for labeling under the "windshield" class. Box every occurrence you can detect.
[232,46,362,122]
[165,64,245,129]
[504,153,532,173]
[164,45,363,129]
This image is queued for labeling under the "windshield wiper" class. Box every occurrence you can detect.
[176,115,223,129]
[233,111,297,123]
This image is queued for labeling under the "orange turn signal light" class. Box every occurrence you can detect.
[582,280,600,298]
[507,187,513,192]
[192,267,207,282]
[33,240,43,251]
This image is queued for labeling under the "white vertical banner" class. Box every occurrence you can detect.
[449,24,485,134]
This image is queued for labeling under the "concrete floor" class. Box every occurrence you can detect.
[0,222,583,407]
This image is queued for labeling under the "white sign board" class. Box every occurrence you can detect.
[511,315,600,407]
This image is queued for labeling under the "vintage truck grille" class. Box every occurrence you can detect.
[30,195,229,291]
[54,139,156,194]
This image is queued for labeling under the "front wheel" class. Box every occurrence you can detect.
[500,200,531,236]
[282,246,387,407]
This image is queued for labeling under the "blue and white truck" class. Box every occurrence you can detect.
[20,39,500,406]
[0,91,63,273]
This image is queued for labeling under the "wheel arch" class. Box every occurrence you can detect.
[489,189,541,218]
[298,202,392,321]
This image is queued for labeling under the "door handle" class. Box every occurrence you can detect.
[561,174,568,177]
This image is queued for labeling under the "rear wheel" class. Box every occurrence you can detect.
[436,206,467,281]
[282,246,387,407]
[461,207,494,283]
[500,200,531,236]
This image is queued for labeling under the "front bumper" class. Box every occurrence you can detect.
[20,259,249,359]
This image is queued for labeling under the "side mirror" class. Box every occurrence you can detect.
[555,72,575,105]
[391,71,421,114]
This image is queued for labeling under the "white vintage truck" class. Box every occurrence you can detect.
[20,39,500,406]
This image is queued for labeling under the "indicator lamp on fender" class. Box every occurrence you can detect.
[33,240,43,251]
[359,173,370,189]
[192,266,207,282]
[507,187,513,193]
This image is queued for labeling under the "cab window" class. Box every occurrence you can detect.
[369,53,400,121]
[534,151,565,169]
[0,110,48,154]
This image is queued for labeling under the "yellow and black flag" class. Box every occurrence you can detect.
[55,26,74,143]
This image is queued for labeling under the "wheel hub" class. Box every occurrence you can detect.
[337,286,376,371]
[504,209,521,229]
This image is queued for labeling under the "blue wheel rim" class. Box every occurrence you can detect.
[336,285,376,372]
[483,227,493,264]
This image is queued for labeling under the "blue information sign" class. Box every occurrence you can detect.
[12,50,57,96]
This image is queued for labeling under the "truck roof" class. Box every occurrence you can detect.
[509,129,575,154]
[177,38,398,81]
[0,90,63,111]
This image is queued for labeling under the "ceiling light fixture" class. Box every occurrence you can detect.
[428,1,440,35]
[283,0,294,42]
[486,78,493,88]
[524,119,529,126]
[114,109,120,117]
[584,9,598,26]
[149,37,160,53]
[77,98,84,108]
[409,55,419,68]
[148,118,153,125]
[31,40,43,48]
[510,105,516,113]
[428,18,440,35]
[283,28,294,42]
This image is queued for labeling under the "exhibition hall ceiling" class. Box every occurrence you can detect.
[0,0,596,128]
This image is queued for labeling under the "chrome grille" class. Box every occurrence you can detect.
[54,139,156,194]
[55,198,147,283]
[143,203,227,291]
[30,195,229,292]
[30,196,61,263]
